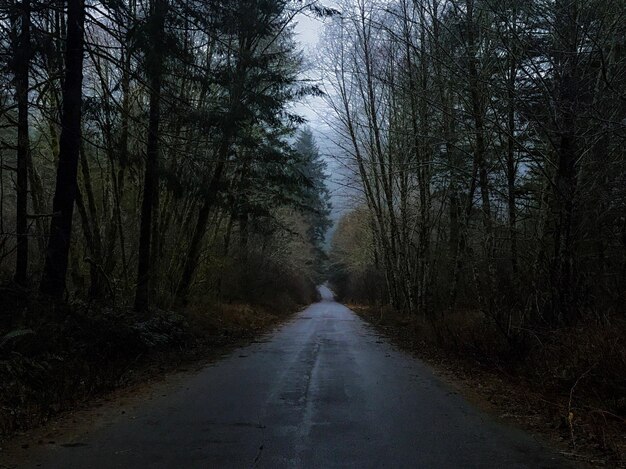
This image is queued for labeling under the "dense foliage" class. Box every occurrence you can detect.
[0,0,332,313]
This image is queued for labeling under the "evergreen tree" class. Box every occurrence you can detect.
[294,128,332,257]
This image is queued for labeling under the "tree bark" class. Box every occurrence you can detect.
[134,0,166,312]
[13,0,30,287]
[39,0,85,299]
[549,0,581,324]
[79,146,104,297]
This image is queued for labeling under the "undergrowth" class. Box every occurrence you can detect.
[0,287,305,440]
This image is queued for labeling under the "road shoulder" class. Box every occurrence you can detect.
[350,305,624,469]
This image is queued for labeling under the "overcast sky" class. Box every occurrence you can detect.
[292,12,331,149]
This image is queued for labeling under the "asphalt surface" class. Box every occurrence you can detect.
[13,286,569,468]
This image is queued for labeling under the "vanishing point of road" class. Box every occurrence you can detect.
[14,286,568,468]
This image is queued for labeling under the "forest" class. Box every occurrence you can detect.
[0,0,332,308]
[325,0,625,459]
[0,0,331,436]
[0,0,625,464]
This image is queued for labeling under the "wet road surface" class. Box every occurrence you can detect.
[14,286,568,468]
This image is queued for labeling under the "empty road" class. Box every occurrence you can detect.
[13,286,568,468]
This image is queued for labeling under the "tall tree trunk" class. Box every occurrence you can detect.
[13,0,30,287]
[112,45,132,283]
[502,4,520,323]
[506,59,518,279]
[466,0,495,317]
[549,0,580,324]
[176,158,225,304]
[39,0,85,299]
[79,146,104,297]
[27,154,46,258]
[134,0,166,312]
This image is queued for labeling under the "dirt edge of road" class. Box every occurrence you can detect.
[350,305,625,469]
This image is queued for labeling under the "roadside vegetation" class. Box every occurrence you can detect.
[324,0,626,464]
[0,0,331,439]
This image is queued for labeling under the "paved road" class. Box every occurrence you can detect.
[15,286,568,468]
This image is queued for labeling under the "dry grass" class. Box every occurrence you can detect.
[184,301,294,340]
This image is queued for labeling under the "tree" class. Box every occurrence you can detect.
[324,0,626,329]
[175,0,311,304]
[134,0,167,311]
[11,0,30,287]
[39,0,86,299]
[0,0,333,315]
[293,127,332,272]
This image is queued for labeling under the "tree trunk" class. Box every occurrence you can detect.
[27,153,46,258]
[79,146,104,297]
[13,0,30,287]
[505,5,519,282]
[549,0,581,325]
[466,0,495,316]
[39,0,85,299]
[176,159,225,304]
[134,0,166,312]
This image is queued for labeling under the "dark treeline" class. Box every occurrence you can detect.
[0,0,332,313]
[325,0,626,432]
[327,0,625,329]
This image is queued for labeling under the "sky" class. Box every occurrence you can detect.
[292,12,333,154]
[293,14,325,123]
